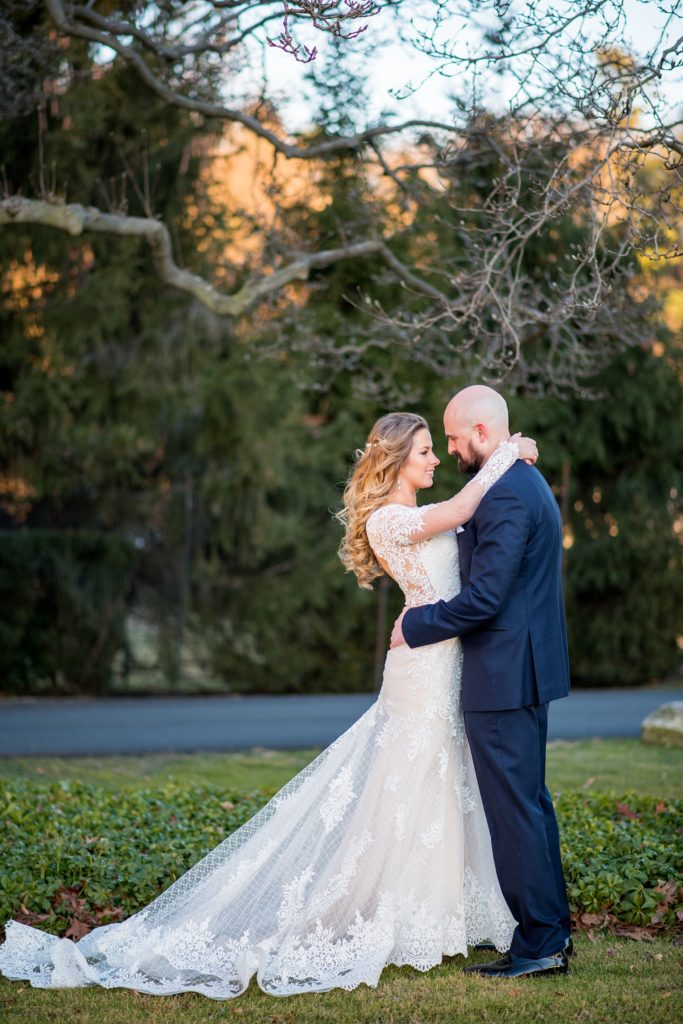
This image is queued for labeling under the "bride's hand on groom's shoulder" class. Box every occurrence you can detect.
[511,432,539,465]
[390,609,407,649]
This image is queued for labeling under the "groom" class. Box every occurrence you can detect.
[390,385,572,978]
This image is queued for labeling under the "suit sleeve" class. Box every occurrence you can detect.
[403,485,530,648]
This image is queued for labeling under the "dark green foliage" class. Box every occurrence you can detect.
[0,530,135,694]
[176,358,386,693]
[0,780,680,936]
[0,779,267,932]
[509,341,683,685]
[558,790,683,927]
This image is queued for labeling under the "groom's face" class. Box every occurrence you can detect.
[444,407,486,473]
[457,441,486,474]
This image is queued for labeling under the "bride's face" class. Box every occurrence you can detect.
[400,427,441,491]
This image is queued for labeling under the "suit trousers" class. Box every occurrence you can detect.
[464,702,571,959]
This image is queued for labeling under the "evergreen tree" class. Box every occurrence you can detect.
[508,338,682,686]
[0,21,221,692]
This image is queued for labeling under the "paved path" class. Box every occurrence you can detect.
[0,687,680,756]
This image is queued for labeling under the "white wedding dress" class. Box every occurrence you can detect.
[0,453,517,1000]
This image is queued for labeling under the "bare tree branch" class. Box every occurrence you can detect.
[44,0,451,160]
[267,0,379,62]
[2,1,680,393]
[0,196,386,317]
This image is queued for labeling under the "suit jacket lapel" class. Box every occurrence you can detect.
[456,522,476,586]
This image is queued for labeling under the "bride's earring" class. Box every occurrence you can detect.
[397,476,402,492]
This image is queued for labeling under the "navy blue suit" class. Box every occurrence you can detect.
[403,461,571,958]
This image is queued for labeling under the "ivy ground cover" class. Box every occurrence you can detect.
[0,740,680,940]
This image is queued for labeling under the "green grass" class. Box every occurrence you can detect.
[1,738,680,799]
[1,934,681,1023]
[545,738,682,800]
[0,749,320,794]
[1,740,681,1022]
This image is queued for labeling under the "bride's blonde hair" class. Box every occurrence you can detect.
[337,412,428,590]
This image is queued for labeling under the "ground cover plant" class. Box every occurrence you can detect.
[0,741,681,941]
[1,781,681,940]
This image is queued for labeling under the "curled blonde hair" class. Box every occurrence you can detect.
[337,412,428,590]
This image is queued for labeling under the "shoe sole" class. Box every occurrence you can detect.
[465,964,569,979]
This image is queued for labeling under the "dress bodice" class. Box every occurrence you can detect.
[366,505,461,608]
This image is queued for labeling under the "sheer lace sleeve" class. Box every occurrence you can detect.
[366,504,439,604]
[470,439,519,494]
[366,504,429,565]
[391,439,522,543]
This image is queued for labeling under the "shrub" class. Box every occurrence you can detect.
[0,782,680,937]
[0,531,135,694]
[557,791,683,927]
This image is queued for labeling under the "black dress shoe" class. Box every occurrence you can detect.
[463,950,569,978]
[475,936,574,956]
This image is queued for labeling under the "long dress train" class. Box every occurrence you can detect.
[0,500,516,999]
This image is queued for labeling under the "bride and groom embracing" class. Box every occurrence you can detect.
[0,385,572,999]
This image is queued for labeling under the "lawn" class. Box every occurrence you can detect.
[0,739,681,1023]
[1,934,680,1024]
[0,748,321,795]
[0,737,680,799]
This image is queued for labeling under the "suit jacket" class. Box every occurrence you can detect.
[402,461,570,712]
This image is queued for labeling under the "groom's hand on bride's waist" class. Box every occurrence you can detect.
[390,609,408,649]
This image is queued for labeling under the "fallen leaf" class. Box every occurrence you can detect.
[221,800,235,811]
[653,879,679,901]
[615,800,639,819]
[581,777,596,789]
[54,886,88,917]
[16,903,52,926]
[95,905,125,924]
[65,917,91,941]
[580,913,609,927]
[614,927,655,942]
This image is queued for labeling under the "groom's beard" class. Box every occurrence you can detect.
[457,442,485,474]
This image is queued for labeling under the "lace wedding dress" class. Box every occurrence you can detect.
[0,449,518,1000]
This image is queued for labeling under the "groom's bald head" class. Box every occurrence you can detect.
[444,385,510,472]
[446,385,509,432]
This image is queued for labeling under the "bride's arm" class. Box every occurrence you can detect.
[407,434,537,542]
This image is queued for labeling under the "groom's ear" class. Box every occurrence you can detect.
[473,422,487,443]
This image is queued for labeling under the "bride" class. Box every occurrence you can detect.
[0,411,537,1000]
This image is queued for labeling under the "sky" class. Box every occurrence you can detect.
[251,0,683,130]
